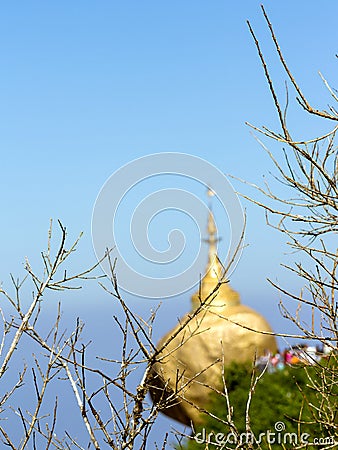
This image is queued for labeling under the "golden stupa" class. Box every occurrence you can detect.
[148,210,277,425]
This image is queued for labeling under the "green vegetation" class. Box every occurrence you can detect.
[181,358,337,449]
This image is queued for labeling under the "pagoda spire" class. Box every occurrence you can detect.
[203,210,222,280]
[191,188,241,310]
[203,187,222,280]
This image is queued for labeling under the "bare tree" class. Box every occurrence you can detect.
[240,4,338,440]
[0,220,166,449]
[176,6,338,446]
[0,220,239,449]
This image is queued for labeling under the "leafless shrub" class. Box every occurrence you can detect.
[0,220,239,449]
[239,4,338,441]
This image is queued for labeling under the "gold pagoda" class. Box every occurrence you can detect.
[148,211,277,425]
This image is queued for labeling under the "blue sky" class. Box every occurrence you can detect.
[1,0,336,311]
[0,1,337,446]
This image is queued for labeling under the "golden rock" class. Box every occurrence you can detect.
[148,212,277,425]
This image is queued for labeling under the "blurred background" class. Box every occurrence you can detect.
[0,0,336,446]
